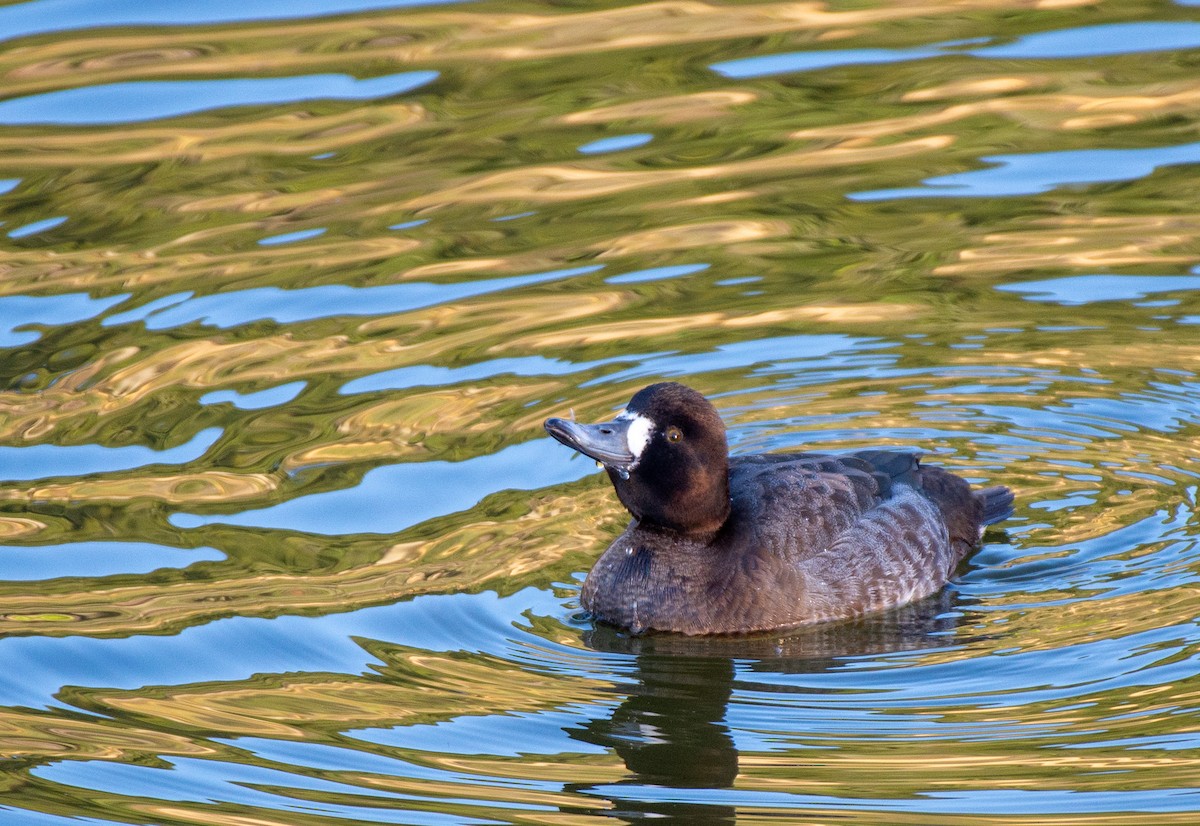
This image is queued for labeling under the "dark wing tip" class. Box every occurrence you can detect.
[976,485,1015,526]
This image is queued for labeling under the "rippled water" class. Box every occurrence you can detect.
[2,0,1200,823]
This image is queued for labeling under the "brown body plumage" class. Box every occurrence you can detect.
[546,383,1013,635]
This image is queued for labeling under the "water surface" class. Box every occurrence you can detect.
[2,0,1200,824]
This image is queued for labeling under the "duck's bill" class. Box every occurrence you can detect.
[544,417,636,470]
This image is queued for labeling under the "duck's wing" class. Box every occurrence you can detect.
[847,449,1012,550]
[727,451,899,555]
[735,448,1010,552]
[841,449,919,498]
[716,451,1013,628]
[727,450,960,623]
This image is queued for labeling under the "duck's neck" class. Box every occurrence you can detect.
[633,479,731,538]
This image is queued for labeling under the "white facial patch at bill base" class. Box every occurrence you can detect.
[618,411,654,463]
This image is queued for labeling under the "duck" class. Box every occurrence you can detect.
[544,382,1013,635]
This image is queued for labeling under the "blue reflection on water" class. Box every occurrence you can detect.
[578,133,654,154]
[258,227,327,246]
[112,265,603,329]
[713,43,945,78]
[605,263,709,284]
[588,333,891,386]
[0,291,129,347]
[340,354,638,394]
[36,758,520,825]
[216,736,440,776]
[0,179,18,195]
[0,810,110,826]
[712,22,1200,78]
[0,0,467,44]
[200,381,306,409]
[1065,732,1200,751]
[0,542,224,580]
[977,21,1200,58]
[0,427,221,480]
[7,215,68,238]
[32,759,453,824]
[0,71,440,125]
[354,710,610,758]
[170,436,597,535]
[1,614,380,706]
[998,274,1200,305]
[579,782,1200,815]
[973,508,1197,600]
[851,142,1200,200]
[6,582,1200,815]
[3,580,1194,712]
[101,291,191,327]
[0,588,557,708]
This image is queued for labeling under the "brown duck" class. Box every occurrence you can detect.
[545,382,1013,635]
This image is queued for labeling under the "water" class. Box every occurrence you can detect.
[1,0,1199,823]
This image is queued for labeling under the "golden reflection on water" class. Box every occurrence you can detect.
[0,516,47,538]
[0,480,619,638]
[509,301,926,350]
[0,0,1101,102]
[595,219,791,256]
[98,657,609,736]
[0,471,278,505]
[561,90,759,125]
[2,707,218,761]
[406,136,957,207]
[936,214,1200,275]
[285,382,562,466]
[795,80,1200,140]
[0,104,428,166]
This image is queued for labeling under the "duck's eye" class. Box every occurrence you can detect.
[665,426,683,443]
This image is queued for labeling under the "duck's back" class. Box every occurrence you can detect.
[724,449,1010,625]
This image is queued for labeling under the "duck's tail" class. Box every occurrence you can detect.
[976,485,1014,527]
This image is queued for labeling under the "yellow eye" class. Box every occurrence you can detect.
[665,426,682,443]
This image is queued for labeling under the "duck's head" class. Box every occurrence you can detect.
[545,382,731,535]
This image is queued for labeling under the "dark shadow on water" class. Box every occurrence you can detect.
[562,589,975,824]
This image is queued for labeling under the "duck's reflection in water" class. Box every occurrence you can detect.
[564,588,976,824]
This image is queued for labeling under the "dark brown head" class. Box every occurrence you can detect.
[544,382,731,535]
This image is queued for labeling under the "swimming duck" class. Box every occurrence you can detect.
[545,382,1013,635]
